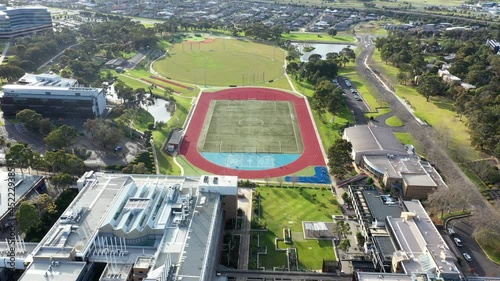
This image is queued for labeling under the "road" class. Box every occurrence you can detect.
[37,42,81,71]
[356,34,489,210]
[355,33,500,275]
[0,40,11,65]
[446,218,500,277]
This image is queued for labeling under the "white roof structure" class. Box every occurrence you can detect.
[0,171,44,221]
[19,173,233,281]
[386,201,460,279]
[305,222,328,232]
[343,125,407,155]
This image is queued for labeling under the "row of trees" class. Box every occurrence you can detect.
[16,109,80,150]
[375,32,499,156]
[6,143,85,175]
[286,46,355,86]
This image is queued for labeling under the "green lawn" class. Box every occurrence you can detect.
[291,78,354,149]
[281,32,355,43]
[476,231,500,264]
[112,67,196,175]
[372,49,480,161]
[153,95,193,175]
[176,155,210,176]
[153,39,285,86]
[394,132,425,157]
[255,187,340,270]
[385,116,404,127]
[133,108,154,132]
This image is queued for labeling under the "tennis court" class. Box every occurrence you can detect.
[198,100,304,154]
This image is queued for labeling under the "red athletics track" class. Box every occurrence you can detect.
[179,88,326,178]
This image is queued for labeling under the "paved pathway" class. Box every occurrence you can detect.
[0,40,11,65]
[237,188,253,272]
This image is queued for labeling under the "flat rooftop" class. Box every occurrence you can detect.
[362,189,402,222]
[387,200,459,276]
[199,175,238,187]
[344,125,406,154]
[372,235,396,260]
[364,154,424,178]
[20,261,86,281]
[22,173,225,281]
[0,172,43,219]
[401,173,437,187]
[357,272,412,281]
[16,73,77,88]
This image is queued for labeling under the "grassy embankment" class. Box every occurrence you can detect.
[371,49,480,161]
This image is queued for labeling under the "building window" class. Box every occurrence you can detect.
[75,93,80,96]
[45,92,51,95]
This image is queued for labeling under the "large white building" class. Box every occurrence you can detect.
[0,5,52,38]
[0,74,106,118]
[15,172,238,281]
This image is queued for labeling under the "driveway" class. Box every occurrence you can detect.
[445,218,500,277]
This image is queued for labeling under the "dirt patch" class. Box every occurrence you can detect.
[184,38,215,44]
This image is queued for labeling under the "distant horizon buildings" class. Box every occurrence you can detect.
[0,5,52,38]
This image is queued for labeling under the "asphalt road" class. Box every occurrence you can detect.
[355,34,500,276]
[336,77,367,125]
[446,218,500,277]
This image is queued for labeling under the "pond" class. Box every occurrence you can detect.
[291,42,353,62]
[143,98,172,123]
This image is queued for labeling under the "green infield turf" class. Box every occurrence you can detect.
[198,100,303,154]
[153,38,285,86]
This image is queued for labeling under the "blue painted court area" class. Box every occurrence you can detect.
[201,152,301,170]
[285,166,331,184]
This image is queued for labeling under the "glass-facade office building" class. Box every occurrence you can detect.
[0,5,52,38]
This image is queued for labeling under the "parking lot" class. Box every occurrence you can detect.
[335,77,369,125]
[445,218,500,277]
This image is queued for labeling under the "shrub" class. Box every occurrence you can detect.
[147,122,155,130]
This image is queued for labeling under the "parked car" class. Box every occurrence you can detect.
[462,252,472,262]
[454,237,463,247]
[447,227,456,235]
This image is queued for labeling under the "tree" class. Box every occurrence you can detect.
[84,118,122,149]
[44,151,85,175]
[44,125,80,149]
[122,162,149,174]
[35,194,57,215]
[427,188,451,218]
[5,143,35,172]
[16,201,41,233]
[16,109,43,133]
[334,220,352,239]
[327,139,353,178]
[51,173,73,189]
[338,239,351,252]
[327,28,338,36]
[0,65,25,82]
[416,73,446,101]
[356,231,365,246]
